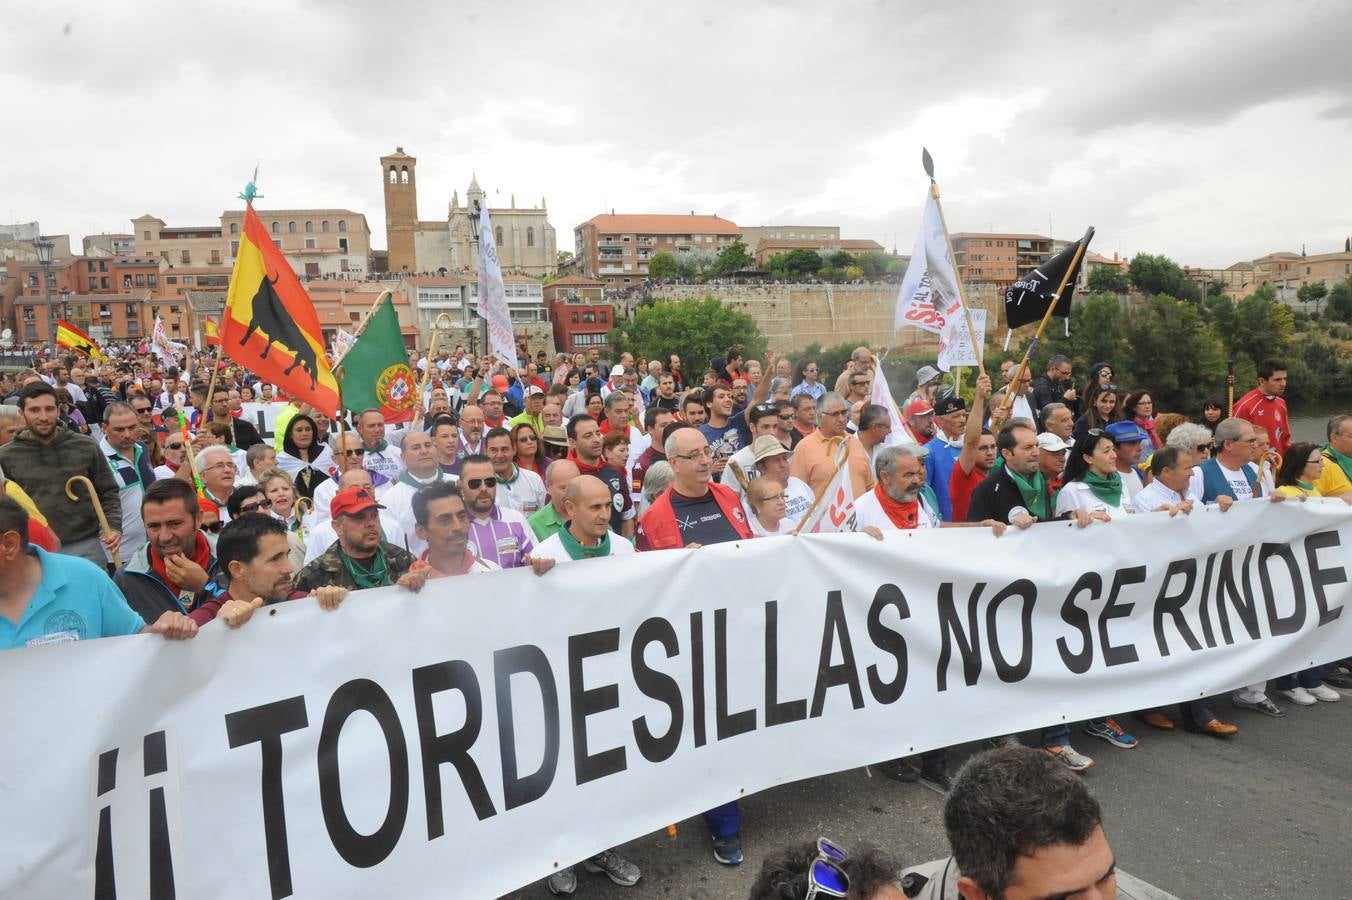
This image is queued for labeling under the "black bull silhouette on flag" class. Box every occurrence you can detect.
[239,272,321,389]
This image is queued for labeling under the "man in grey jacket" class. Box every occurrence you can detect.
[0,381,122,566]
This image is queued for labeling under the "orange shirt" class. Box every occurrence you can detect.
[789,431,874,498]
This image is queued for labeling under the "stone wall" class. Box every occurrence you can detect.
[645,282,1002,353]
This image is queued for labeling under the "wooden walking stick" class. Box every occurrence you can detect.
[65,475,121,571]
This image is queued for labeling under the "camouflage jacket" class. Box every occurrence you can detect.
[0,425,122,543]
[293,540,415,593]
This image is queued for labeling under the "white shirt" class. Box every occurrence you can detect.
[1055,480,1130,519]
[380,470,458,557]
[1188,459,1254,504]
[99,437,147,564]
[1133,479,1193,514]
[496,466,547,516]
[1118,466,1144,502]
[850,487,939,532]
[363,441,404,481]
[310,471,394,524]
[303,514,409,564]
[749,513,797,537]
[532,530,637,563]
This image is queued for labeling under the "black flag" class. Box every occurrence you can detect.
[1003,227,1094,330]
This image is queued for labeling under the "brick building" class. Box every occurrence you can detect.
[949,232,1054,286]
[573,213,741,287]
[542,275,612,353]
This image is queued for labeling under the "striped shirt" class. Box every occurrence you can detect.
[467,505,535,569]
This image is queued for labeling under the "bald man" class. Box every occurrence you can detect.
[530,475,636,563]
[527,458,580,542]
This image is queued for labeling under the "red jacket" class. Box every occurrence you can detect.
[638,482,752,550]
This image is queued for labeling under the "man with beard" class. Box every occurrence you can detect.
[293,486,421,593]
[567,414,634,538]
[208,514,349,628]
[0,382,122,566]
[100,400,157,564]
[115,478,228,625]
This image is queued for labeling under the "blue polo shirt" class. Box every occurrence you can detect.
[0,547,144,651]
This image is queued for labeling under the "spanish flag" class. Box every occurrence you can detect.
[203,316,221,346]
[221,205,339,415]
[55,319,108,363]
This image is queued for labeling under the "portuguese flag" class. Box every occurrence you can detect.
[336,292,417,423]
[203,316,221,346]
[220,204,340,416]
[56,319,108,362]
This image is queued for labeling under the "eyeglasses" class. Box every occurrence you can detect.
[341,448,365,457]
[203,521,223,534]
[673,447,713,461]
[822,409,849,418]
[517,434,538,442]
[204,461,236,472]
[805,367,819,374]
[464,476,497,489]
[240,498,273,513]
[778,413,794,421]
[804,838,849,900]
[133,407,152,414]
[754,402,777,413]
[164,443,184,451]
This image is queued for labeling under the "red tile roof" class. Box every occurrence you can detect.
[580,214,740,235]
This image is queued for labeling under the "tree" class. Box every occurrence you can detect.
[647,252,680,279]
[674,248,719,279]
[1297,280,1328,314]
[1120,295,1228,410]
[1087,265,1131,294]
[767,248,824,278]
[709,238,753,277]
[609,296,765,375]
[856,251,891,279]
[1212,284,1293,365]
[1128,253,1196,300]
[1327,278,1352,323]
[827,250,855,270]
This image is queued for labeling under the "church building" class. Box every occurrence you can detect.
[380,147,557,277]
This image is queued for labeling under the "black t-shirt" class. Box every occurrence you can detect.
[669,489,741,546]
[576,459,634,531]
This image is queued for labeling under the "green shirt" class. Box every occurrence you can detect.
[528,502,566,543]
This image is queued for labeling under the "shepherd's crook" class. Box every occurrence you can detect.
[65,475,121,571]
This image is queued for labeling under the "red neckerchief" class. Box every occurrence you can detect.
[415,547,478,577]
[485,415,505,429]
[599,417,628,435]
[516,456,541,475]
[149,532,213,595]
[872,483,919,529]
[567,451,605,475]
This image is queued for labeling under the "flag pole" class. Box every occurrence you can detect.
[793,438,851,535]
[996,226,1094,421]
[411,317,447,431]
[333,289,392,372]
[924,149,985,376]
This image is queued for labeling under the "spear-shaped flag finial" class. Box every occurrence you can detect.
[237,164,263,204]
[922,147,935,182]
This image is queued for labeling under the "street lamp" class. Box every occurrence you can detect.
[468,199,488,353]
[34,237,55,350]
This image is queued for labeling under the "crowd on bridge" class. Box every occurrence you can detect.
[0,336,1347,897]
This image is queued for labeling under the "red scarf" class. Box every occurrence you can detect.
[567,450,606,475]
[149,532,214,596]
[516,455,541,475]
[1134,416,1160,449]
[872,483,919,529]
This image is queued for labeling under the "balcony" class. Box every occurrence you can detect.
[599,266,624,275]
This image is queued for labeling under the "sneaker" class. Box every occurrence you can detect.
[919,764,952,794]
[1307,684,1342,703]
[712,833,743,866]
[1279,686,1318,706]
[547,867,577,896]
[988,734,1022,748]
[584,849,642,886]
[1083,718,1138,749]
[1231,694,1286,717]
[1323,667,1352,689]
[1045,744,1094,771]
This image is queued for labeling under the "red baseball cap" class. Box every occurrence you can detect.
[330,486,385,519]
[904,397,934,418]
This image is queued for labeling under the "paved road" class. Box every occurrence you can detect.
[504,684,1352,900]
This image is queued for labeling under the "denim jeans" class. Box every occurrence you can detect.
[1274,666,1325,691]
[702,801,740,839]
[1042,720,1107,748]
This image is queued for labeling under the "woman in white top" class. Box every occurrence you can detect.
[746,476,796,537]
[1055,429,1130,520]
[275,414,334,501]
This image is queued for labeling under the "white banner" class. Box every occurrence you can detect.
[2,502,1349,898]
[894,192,962,335]
[476,204,520,371]
[937,307,987,372]
[239,401,291,442]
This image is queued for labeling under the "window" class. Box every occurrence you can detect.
[338,220,347,232]
[288,221,297,234]
[527,226,535,247]
[582,311,596,323]
[143,230,151,240]
[340,258,349,272]
[88,277,97,290]
[98,304,110,317]
[169,305,180,315]
[305,239,316,249]
[389,166,398,185]
[183,276,193,285]
[210,249,221,264]
[26,274,37,287]
[24,324,36,340]
[180,250,190,264]
[135,274,145,287]
[231,241,239,256]
[160,251,169,261]
[274,240,282,249]
[100,277,109,289]
[495,226,503,246]
[600,310,608,323]
[21,307,34,321]
[271,221,280,235]
[127,320,139,335]
[148,274,157,286]
[305,221,314,234]
[126,303,137,317]
[350,311,360,322]
[86,261,95,272]
[166,276,178,285]
[321,220,330,232]
[571,312,579,323]
[230,223,239,235]
[123,276,133,289]
[339,238,348,253]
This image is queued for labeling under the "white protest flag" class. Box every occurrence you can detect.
[796,439,857,533]
[870,366,916,446]
[893,192,962,335]
[476,203,520,370]
[332,327,356,360]
[150,316,185,369]
[937,307,987,372]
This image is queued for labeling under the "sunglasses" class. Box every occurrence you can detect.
[240,498,273,513]
[1196,443,1214,453]
[517,434,538,442]
[341,448,365,457]
[164,443,184,451]
[203,521,223,534]
[804,838,849,900]
[134,407,152,414]
[464,476,497,489]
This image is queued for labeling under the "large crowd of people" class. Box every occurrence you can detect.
[0,341,1346,896]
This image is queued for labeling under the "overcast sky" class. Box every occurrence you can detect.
[3,1,1349,268]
